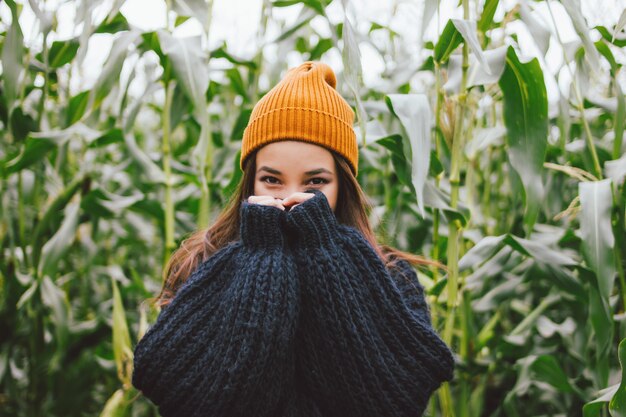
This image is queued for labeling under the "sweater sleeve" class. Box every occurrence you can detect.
[285,190,454,417]
[132,202,299,417]
[389,258,433,327]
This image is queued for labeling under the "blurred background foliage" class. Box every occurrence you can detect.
[1,0,626,415]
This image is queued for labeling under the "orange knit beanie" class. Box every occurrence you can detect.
[240,61,358,175]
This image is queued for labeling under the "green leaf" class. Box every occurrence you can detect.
[464,125,506,159]
[309,38,333,61]
[579,266,613,368]
[473,273,522,312]
[16,280,39,310]
[231,108,252,141]
[459,235,507,271]
[159,28,213,194]
[476,312,500,349]
[66,91,90,126]
[92,31,141,108]
[579,179,616,301]
[175,15,191,27]
[223,150,243,197]
[376,134,412,187]
[171,0,210,33]
[434,20,463,63]
[584,384,619,417]
[445,45,507,92]
[561,0,601,70]
[342,15,367,144]
[610,338,626,416]
[9,107,37,142]
[47,40,80,68]
[615,82,625,160]
[272,0,329,15]
[27,0,53,34]
[478,0,499,33]
[596,25,626,47]
[499,46,548,234]
[606,153,626,185]
[272,7,317,43]
[2,0,24,109]
[95,12,130,34]
[226,68,248,99]
[88,129,124,148]
[528,355,575,393]
[3,138,54,175]
[123,133,168,184]
[158,31,209,123]
[4,123,102,175]
[460,233,577,271]
[422,181,470,226]
[429,150,443,177]
[421,0,438,41]
[112,277,133,384]
[386,94,432,217]
[31,175,88,268]
[38,198,81,279]
[504,235,577,266]
[451,19,491,73]
[98,389,129,417]
[139,31,164,57]
[273,0,303,6]
[519,3,551,56]
[40,275,71,371]
[613,8,626,43]
[595,40,618,76]
[210,46,257,69]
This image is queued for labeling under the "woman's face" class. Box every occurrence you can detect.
[253,140,338,211]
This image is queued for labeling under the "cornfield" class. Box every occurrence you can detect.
[1,0,626,416]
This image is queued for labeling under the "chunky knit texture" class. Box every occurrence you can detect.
[132,190,455,417]
[240,61,359,175]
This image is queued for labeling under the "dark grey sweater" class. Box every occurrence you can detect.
[132,190,454,417]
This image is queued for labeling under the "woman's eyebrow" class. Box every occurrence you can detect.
[257,166,333,176]
[257,166,282,175]
[304,168,333,176]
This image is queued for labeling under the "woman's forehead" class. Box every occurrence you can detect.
[256,141,335,171]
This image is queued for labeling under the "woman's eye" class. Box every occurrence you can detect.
[308,178,328,185]
[260,176,280,185]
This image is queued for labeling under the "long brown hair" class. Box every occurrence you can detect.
[155,148,440,307]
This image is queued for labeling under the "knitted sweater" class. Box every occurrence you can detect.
[132,190,455,417]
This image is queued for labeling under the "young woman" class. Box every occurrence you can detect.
[132,61,455,417]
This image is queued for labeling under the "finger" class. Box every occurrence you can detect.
[248,195,271,202]
[247,196,285,210]
[247,195,279,204]
[282,192,315,207]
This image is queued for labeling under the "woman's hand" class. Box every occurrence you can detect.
[246,195,287,210]
[247,192,318,211]
[281,191,316,210]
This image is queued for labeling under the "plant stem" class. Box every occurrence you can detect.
[482,147,493,232]
[17,172,27,268]
[613,81,624,160]
[162,80,176,268]
[197,0,215,229]
[432,60,443,283]
[445,44,469,320]
[36,31,49,127]
[615,182,626,314]
[545,0,602,179]
[442,0,471,414]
